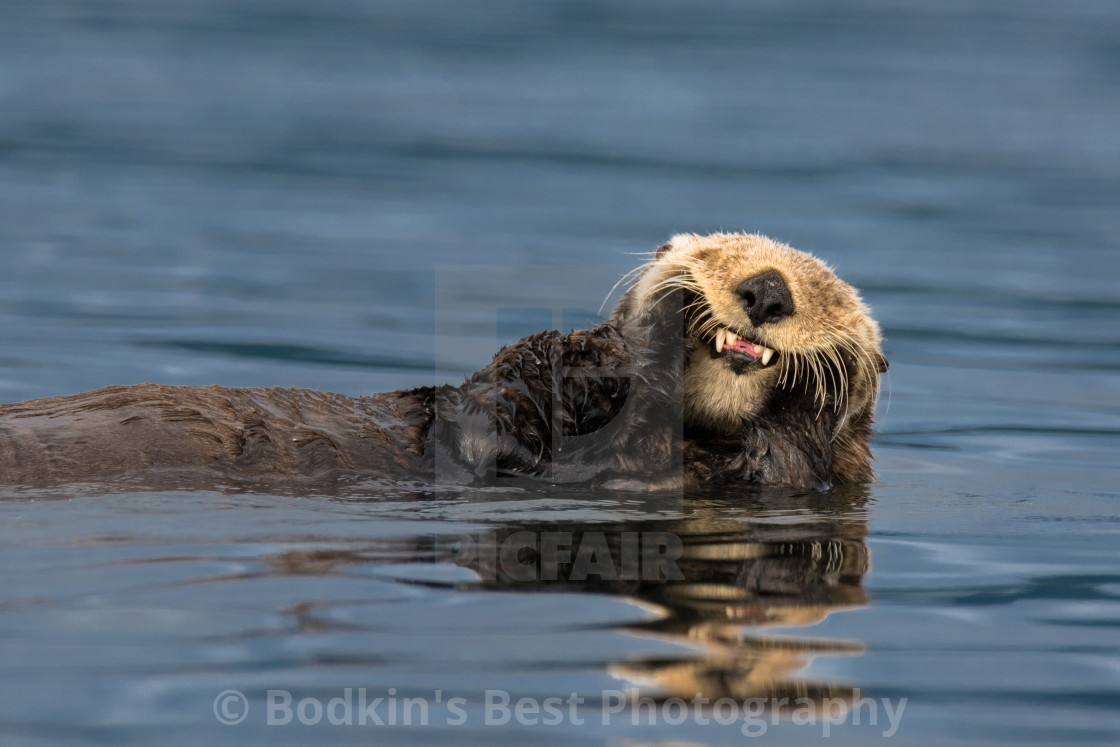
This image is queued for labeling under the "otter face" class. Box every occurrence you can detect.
[619,233,888,438]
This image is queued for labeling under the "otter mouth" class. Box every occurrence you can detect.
[710,327,779,369]
[677,289,779,372]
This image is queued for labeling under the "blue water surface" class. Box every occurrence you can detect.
[1,1,1118,745]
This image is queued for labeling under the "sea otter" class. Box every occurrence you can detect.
[0,233,887,490]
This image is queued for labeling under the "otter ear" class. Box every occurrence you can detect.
[655,243,672,259]
[875,352,889,373]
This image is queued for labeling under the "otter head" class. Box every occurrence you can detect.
[613,233,888,482]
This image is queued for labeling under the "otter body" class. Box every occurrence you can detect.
[0,384,434,487]
[0,234,887,490]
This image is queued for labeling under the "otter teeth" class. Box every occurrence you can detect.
[714,327,776,366]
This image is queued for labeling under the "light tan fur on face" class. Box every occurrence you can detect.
[624,232,886,446]
[682,348,782,433]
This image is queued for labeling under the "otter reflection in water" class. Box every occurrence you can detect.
[267,488,871,711]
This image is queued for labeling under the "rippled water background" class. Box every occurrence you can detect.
[1,1,1119,744]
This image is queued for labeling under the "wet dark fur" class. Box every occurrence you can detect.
[0,286,854,489]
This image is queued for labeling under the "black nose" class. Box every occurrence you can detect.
[736,270,794,326]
